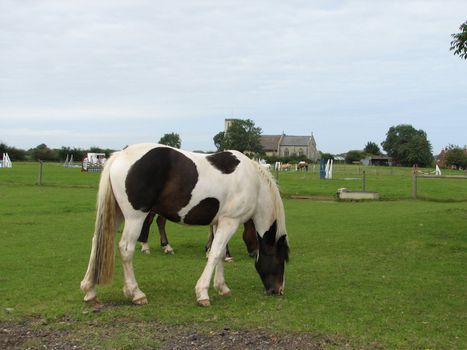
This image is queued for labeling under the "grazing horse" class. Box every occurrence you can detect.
[297,161,308,172]
[80,143,289,306]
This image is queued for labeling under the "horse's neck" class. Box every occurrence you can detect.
[253,181,280,237]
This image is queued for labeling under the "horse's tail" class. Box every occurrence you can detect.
[83,154,120,286]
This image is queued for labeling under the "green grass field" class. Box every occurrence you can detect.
[1,162,466,349]
[275,165,467,201]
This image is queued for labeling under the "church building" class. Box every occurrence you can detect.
[224,119,319,161]
[260,133,319,161]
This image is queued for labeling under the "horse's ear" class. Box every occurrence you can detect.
[277,235,289,262]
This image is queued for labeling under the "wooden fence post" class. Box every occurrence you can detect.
[412,171,417,199]
[362,170,366,192]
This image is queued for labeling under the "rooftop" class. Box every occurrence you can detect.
[281,135,313,146]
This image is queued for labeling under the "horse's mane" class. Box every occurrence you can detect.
[253,161,287,241]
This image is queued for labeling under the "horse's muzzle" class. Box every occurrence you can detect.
[266,285,284,296]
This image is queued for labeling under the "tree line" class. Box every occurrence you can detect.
[2,122,466,169]
[215,120,466,168]
[0,143,116,162]
[0,132,184,163]
[333,125,466,169]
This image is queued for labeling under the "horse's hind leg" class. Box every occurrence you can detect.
[156,216,174,254]
[81,211,123,303]
[138,212,155,254]
[80,234,99,302]
[119,216,148,304]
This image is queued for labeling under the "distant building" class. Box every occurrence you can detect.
[260,133,319,162]
[224,118,237,130]
[224,119,319,161]
[436,147,467,168]
[360,155,392,166]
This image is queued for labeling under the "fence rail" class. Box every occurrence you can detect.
[413,173,467,199]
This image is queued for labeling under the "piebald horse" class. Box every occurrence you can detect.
[80,143,289,306]
[297,161,308,172]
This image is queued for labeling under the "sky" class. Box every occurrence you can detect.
[1,0,466,155]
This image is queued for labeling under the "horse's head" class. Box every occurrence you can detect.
[255,221,289,295]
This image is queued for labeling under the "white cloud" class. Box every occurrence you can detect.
[1,0,466,153]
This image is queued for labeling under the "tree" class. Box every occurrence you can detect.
[381,124,433,167]
[0,142,27,161]
[444,145,467,169]
[159,132,181,149]
[450,21,467,60]
[364,141,381,155]
[58,146,87,162]
[345,150,366,164]
[213,119,263,154]
[30,144,59,161]
[213,131,225,151]
[319,152,334,161]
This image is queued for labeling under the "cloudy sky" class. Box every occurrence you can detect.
[1,0,466,154]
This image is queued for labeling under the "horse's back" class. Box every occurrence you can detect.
[108,144,259,225]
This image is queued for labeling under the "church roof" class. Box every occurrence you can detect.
[260,135,282,151]
[281,135,312,146]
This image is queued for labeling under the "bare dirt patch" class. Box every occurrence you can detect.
[1,318,344,350]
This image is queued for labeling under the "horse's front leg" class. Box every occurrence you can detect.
[195,219,237,306]
[205,224,232,261]
[205,224,216,258]
[214,258,231,296]
[120,218,148,304]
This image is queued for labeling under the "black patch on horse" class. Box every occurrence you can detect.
[125,147,198,222]
[183,197,220,225]
[207,152,240,174]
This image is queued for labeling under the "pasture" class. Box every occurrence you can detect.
[1,162,466,349]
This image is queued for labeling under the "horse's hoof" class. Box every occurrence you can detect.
[141,249,150,255]
[219,290,232,297]
[85,297,100,305]
[224,256,234,263]
[84,298,103,312]
[133,296,148,305]
[197,299,211,307]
